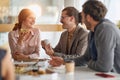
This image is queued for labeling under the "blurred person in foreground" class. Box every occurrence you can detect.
[0,47,15,80]
[8,8,41,61]
[42,7,88,64]
[49,0,120,74]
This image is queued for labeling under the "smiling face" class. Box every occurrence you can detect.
[18,9,36,29]
[22,14,36,28]
[81,12,92,31]
[60,11,73,29]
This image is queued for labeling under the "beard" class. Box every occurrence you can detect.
[84,19,92,31]
[62,23,69,29]
[62,24,66,29]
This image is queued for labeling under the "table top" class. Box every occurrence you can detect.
[16,61,120,80]
[59,67,120,80]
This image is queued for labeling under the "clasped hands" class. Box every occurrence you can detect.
[49,56,64,67]
[41,40,64,67]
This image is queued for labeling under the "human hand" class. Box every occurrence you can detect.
[12,52,29,61]
[44,44,54,56]
[12,52,20,61]
[49,56,64,67]
[41,39,50,49]
[18,29,30,44]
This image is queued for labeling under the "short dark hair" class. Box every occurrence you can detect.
[62,7,82,25]
[82,0,107,21]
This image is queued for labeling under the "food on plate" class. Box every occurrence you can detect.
[15,64,28,74]
[25,68,54,76]
[26,69,46,76]
[21,58,49,62]
[15,64,28,67]
[15,66,25,74]
[38,69,46,74]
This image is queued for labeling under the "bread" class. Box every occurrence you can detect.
[20,29,28,34]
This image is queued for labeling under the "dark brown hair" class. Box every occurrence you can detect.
[12,8,34,31]
[62,7,82,25]
[82,0,107,21]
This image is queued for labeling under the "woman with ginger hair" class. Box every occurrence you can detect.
[8,9,41,61]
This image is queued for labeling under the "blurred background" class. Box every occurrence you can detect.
[0,0,120,58]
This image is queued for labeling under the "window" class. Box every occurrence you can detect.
[0,0,64,24]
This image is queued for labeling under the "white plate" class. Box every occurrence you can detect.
[14,61,37,65]
[48,65,65,70]
[14,58,50,66]
[47,65,65,73]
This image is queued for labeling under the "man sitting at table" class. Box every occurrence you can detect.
[49,0,120,74]
[42,7,88,61]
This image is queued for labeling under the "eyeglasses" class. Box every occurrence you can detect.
[60,16,69,19]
